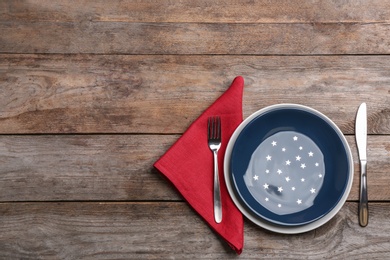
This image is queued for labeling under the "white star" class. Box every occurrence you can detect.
[297,199,302,205]
[285,176,290,182]
[296,155,301,161]
[299,146,303,150]
[300,163,306,169]
[277,169,282,174]
[278,187,283,192]
[263,183,269,189]
[301,178,305,182]
[318,174,323,178]
[278,204,282,208]
[292,187,296,191]
[265,197,269,202]
[310,188,316,194]
[253,175,259,180]
[266,155,272,161]
[315,162,319,167]
[309,152,314,157]
[272,141,277,146]
[286,160,291,165]
[293,136,298,141]
[282,147,286,152]
[265,169,270,174]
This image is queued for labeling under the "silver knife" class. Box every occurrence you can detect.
[355,102,368,227]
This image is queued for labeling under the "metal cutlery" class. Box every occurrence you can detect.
[355,102,368,227]
[208,116,222,223]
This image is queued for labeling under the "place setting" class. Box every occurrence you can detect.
[154,76,367,254]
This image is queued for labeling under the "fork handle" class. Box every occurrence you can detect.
[213,151,222,223]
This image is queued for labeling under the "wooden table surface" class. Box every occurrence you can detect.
[1,1,390,259]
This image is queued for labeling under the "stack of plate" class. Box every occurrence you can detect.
[224,104,353,233]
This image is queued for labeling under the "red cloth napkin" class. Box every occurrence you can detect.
[154,76,244,254]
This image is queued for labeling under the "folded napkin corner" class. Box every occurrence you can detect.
[154,76,245,254]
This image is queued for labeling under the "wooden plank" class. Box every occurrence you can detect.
[0,54,389,134]
[1,21,390,55]
[0,135,179,202]
[2,0,390,23]
[0,201,389,259]
[0,135,388,202]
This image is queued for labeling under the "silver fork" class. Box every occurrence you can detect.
[207,116,222,223]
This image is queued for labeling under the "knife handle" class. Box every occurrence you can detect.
[359,160,368,227]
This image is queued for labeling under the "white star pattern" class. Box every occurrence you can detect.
[245,131,325,215]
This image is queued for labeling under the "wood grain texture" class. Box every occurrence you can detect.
[1,54,389,134]
[1,1,390,55]
[2,21,390,55]
[0,135,179,202]
[0,135,388,202]
[0,201,389,259]
[2,0,390,23]
[1,1,390,258]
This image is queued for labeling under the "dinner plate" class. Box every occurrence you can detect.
[224,104,353,232]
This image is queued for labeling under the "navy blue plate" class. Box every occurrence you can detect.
[229,104,353,226]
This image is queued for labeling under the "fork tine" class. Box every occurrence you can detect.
[208,116,214,139]
[217,116,221,139]
[207,117,211,139]
[208,116,221,140]
[211,117,215,139]
[212,117,216,139]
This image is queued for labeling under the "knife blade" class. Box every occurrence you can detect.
[355,102,368,227]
